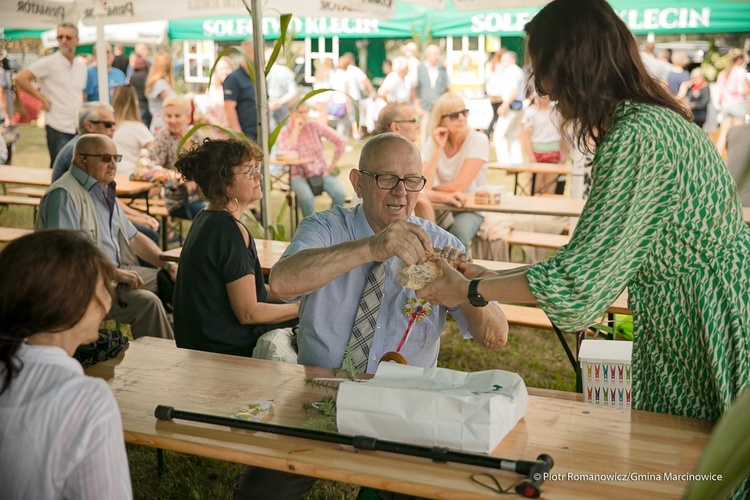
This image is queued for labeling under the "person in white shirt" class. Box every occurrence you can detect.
[492,51,526,164]
[378,56,411,104]
[266,59,298,129]
[14,23,87,167]
[339,52,376,140]
[112,84,155,177]
[0,230,132,500]
[484,49,505,138]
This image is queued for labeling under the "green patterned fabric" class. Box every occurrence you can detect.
[527,102,750,423]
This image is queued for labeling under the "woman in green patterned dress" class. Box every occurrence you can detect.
[418,0,750,424]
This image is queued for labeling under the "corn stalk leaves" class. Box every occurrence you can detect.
[265,14,293,75]
[176,122,247,153]
[684,388,750,499]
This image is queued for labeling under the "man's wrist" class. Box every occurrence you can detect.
[163,262,176,272]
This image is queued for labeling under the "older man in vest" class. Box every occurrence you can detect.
[412,44,450,146]
[36,134,174,340]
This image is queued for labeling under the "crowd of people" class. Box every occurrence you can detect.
[1,1,750,497]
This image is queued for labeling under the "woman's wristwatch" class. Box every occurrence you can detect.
[467,279,488,307]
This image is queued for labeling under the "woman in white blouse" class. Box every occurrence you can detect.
[112,83,154,177]
[0,230,132,499]
[422,92,490,247]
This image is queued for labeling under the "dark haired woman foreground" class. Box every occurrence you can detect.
[419,0,750,432]
[173,138,298,356]
[0,230,132,498]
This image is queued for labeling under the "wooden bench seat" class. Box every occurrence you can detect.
[506,230,570,250]
[0,227,33,243]
[0,195,42,207]
[6,187,47,198]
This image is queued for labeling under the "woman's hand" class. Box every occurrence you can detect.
[416,259,471,307]
[433,126,449,149]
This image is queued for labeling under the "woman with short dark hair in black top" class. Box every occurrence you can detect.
[173,138,298,356]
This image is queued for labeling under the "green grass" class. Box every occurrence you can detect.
[4,124,574,499]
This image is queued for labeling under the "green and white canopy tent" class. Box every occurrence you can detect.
[166,0,750,41]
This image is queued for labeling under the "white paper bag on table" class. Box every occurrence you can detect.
[336,363,528,454]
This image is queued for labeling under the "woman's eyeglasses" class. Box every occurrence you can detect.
[359,169,426,192]
[237,167,261,178]
[80,153,123,163]
[88,120,116,128]
[441,109,470,121]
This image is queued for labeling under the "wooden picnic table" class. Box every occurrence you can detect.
[85,337,712,500]
[0,165,153,198]
[488,162,573,195]
[436,193,750,225]
[433,193,586,218]
[160,239,290,274]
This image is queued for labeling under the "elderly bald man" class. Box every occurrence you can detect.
[37,134,174,340]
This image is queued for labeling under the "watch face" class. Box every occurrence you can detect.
[469,293,488,307]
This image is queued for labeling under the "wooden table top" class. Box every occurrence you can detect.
[160,239,290,274]
[434,194,587,217]
[86,338,712,499]
[476,259,629,314]
[0,166,153,197]
[488,162,573,175]
[269,157,313,166]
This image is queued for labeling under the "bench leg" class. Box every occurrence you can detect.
[157,448,165,477]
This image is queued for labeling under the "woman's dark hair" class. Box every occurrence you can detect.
[174,138,263,208]
[0,230,116,394]
[524,0,691,153]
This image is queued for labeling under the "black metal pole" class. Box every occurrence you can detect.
[154,405,553,477]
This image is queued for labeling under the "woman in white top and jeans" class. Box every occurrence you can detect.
[422,92,490,247]
[0,230,132,499]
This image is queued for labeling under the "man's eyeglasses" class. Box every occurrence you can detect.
[393,118,419,124]
[441,109,470,121]
[88,120,116,128]
[80,153,123,163]
[56,35,75,41]
[359,169,426,192]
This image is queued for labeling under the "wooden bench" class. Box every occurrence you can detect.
[6,187,46,198]
[0,195,41,223]
[0,227,33,243]
[129,200,185,250]
[506,230,571,250]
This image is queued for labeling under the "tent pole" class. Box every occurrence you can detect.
[252,0,271,239]
[95,7,109,105]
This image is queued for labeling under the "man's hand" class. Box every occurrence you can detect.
[164,262,178,282]
[368,219,433,265]
[130,213,160,231]
[416,259,470,307]
[116,269,144,289]
[41,96,52,111]
[432,126,449,149]
[268,99,282,111]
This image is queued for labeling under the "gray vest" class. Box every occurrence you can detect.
[416,63,449,111]
[36,172,138,266]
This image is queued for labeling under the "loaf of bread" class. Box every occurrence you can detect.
[396,252,444,290]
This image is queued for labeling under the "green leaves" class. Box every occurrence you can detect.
[684,389,750,499]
